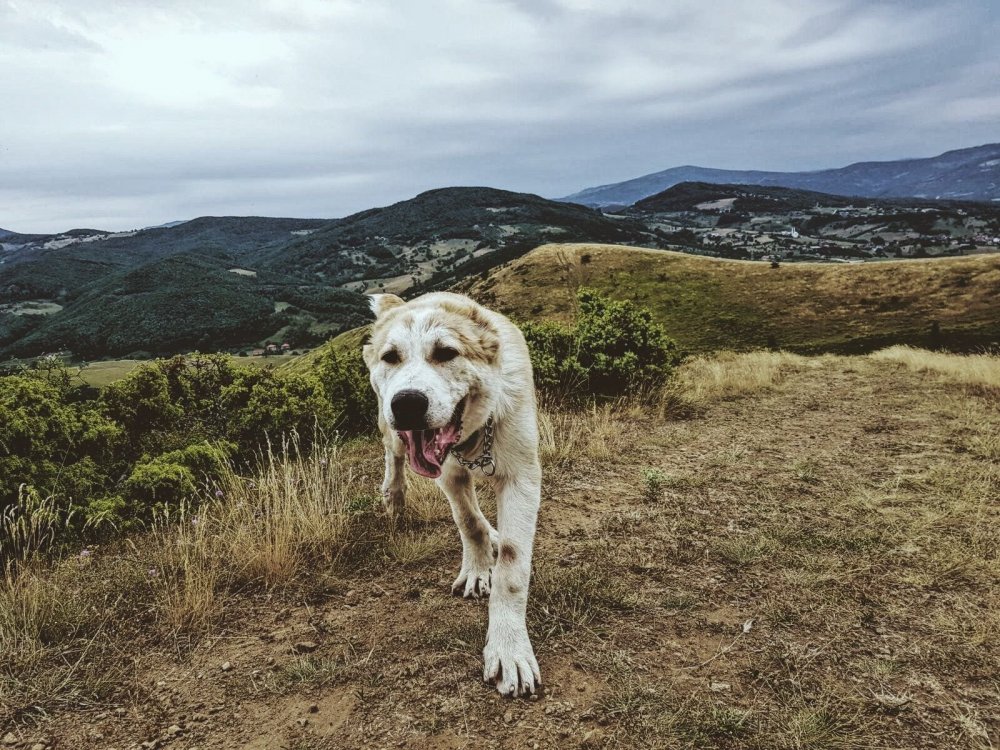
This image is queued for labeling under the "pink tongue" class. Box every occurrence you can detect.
[400,424,462,478]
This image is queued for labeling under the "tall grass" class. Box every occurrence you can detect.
[149,434,364,634]
[0,489,77,566]
[672,350,806,404]
[872,345,1000,389]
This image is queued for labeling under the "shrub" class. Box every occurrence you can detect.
[124,461,197,517]
[120,440,236,522]
[0,373,123,517]
[522,289,680,399]
[221,368,338,453]
[519,320,587,395]
[312,339,377,434]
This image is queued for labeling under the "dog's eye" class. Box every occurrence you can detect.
[381,349,400,365]
[433,346,459,363]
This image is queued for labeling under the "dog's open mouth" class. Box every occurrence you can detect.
[397,399,465,478]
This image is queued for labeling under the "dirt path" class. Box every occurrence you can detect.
[11,356,999,749]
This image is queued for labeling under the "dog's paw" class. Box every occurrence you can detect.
[452,562,492,599]
[483,625,541,697]
[382,488,404,524]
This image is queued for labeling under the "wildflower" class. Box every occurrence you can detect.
[215,489,224,498]
[148,568,159,578]
[78,548,92,560]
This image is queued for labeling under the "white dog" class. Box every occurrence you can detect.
[362,291,542,697]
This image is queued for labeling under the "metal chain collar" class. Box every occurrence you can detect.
[452,416,496,476]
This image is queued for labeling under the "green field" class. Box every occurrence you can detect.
[70,353,302,387]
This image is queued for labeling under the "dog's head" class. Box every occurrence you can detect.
[363,293,501,478]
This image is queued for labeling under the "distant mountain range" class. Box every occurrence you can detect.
[0,188,654,360]
[561,143,1000,207]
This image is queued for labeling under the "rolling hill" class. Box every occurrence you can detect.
[0,216,332,301]
[562,143,1000,207]
[254,186,655,290]
[457,243,1000,354]
[0,188,656,360]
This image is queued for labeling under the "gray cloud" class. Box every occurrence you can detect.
[0,0,997,232]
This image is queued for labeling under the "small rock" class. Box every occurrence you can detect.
[503,708,515,724]
[114,707,127,717]
[710,681,731,692]
[581,728,605,748]
[293,641,318,654]
[296,718,309,728]
[308,703,319,714]
[344,589,360,606]
[371,584,385,597]
[1,733,16,746]
[166,725,183,736]
[31,744,47,750]
[221,661,232,672]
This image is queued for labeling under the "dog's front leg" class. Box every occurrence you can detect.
[483,471,541,697]
[438,460,497,598]
[380,422,406,524]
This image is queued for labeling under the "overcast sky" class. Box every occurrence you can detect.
[2,0,997,233]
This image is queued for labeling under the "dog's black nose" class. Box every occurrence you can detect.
[391,390,429,429]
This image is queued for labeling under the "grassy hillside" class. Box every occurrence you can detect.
[4,349,997,748]
[459,243,1000,353]
[9,253,282,358]
[255,186,655,290]
[0,216,331,301]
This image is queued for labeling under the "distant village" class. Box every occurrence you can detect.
[643,202,1000,264]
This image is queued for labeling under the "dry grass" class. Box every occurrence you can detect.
[147,435,371,637]
[673,350,808,404]
[539,402,635,466]
[872,344,1000,389]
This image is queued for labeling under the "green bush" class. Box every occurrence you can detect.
[222,368,338,452]
[0,372,123,516]
[0,352,359,543]
[521,289,680,398]
[313,335,377,433]
[123,460,197,516]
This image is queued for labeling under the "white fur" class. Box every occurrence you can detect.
[364,292,543,697]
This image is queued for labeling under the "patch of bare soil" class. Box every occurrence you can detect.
[4,356,998,749]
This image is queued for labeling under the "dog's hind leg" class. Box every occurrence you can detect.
[380,424,406,524]
[483,471,542,697]
[438,461,496,598]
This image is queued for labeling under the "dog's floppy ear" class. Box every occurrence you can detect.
[367,293,404,319]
